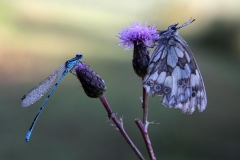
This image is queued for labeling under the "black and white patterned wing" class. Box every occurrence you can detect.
[143,33,207,114]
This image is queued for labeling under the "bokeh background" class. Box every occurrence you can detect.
[1,0,240,159]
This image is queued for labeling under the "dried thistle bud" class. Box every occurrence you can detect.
[75,62,106,98]
[117,22,158,77]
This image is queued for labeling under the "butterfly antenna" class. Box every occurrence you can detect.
[177,17,195,30]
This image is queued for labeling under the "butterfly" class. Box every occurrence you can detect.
[143,18,207,114]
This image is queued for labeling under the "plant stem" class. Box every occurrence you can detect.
[135,82,156,160]
[99,95,145,160]
[135,119,156,160]
[142,84,148,125]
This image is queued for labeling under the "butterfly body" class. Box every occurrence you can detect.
[143,19,207,114]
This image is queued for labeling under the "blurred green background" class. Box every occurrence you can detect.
[1,0,240,159]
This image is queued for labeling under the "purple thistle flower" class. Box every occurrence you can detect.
[117,22,158,49]
[117,22,158,77]
[75,62,106,98]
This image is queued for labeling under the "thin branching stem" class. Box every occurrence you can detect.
[135,119,156,160]
[99,95,145,160]
[142,85,148,125]
[135,79,156,160]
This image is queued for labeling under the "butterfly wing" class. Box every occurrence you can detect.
[143,35,207,114]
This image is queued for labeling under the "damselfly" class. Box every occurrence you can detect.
[21,54,83,142]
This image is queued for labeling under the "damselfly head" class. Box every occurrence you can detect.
[76,53,83,59]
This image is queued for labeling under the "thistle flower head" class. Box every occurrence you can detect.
[117,22,158,49]
[75,62,106,98]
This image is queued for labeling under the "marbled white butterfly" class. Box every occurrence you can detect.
[143,18,207,114]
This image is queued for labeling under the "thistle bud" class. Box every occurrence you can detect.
[132,42,150,77]
[75,62,106,98]
[117,22,158,77]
